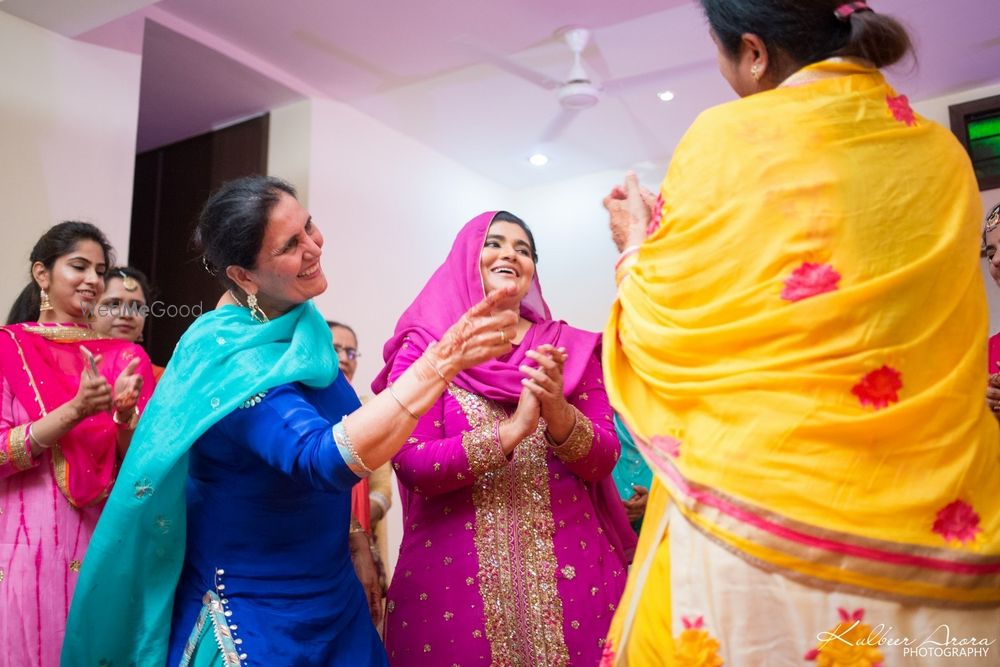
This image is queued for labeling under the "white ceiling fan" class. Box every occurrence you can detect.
[462,26,715,143]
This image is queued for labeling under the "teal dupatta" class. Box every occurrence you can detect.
[62,301,337,666]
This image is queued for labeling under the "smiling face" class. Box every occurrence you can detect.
[92,275,148,342]
[985,223,1000,288]
[479,220,535,308]
[33,239,107,324]
[230,191,327,316]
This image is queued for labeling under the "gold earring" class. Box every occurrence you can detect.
[751,64,762,81]
[39,288,53,313]
[246,293,269,323]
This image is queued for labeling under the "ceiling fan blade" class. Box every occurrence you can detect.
[452,38,562,90]
[602,58,717,94]
[615,97,666,157]
[582,40,614,82]
[539,108,581,143]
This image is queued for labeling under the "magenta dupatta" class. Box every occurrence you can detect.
[374,211,635,565]
[0,323,155,507]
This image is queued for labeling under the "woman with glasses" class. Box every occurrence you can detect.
[327,319,393,632]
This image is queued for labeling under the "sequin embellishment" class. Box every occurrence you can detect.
[449,385,570,665]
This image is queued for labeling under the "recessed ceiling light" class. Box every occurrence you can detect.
[529,153,549,167]
[657,90,676,102]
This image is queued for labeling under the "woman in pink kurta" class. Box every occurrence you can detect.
[374,211,636,666]
[0,222,153,666]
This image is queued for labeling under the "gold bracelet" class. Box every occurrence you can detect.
[112,406,140,430]
[422,354,448,382]
[388,384,419,420]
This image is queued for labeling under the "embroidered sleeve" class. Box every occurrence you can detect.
[550,352,621,482]
[388,343,508,497]
[2,423,38,476]
[461,420,508,477]
[549,408,594,463]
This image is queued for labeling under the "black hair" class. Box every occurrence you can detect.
[6,221,115,325]
[325,320,358,342]
[194,175,297,292]
[700,0,913,78]
[105,266,154,302]
[490,211,539,263]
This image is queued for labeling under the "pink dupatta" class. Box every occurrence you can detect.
[374,211,635,565]
[0,323,155,507]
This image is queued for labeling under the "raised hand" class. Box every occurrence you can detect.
[603,171,658,252]
[113,357,144,413]
[521,345,569,419]
[430,286,519,377]
[74,346,113,418]
[987,372,1000,422]
[499,386,541,456]
[520,344,576,444]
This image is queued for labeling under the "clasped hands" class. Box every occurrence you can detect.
[499,344,575,456]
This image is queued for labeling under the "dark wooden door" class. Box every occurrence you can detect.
[128,115,269,365]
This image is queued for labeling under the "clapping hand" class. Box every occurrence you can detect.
[74,346,113,418]
[113,357,144,414]
[603,171,658,252]
[520,344,576,444]
[986,370,1000,422]
[432,286,519,375]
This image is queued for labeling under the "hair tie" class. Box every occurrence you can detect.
[834,1,873,21]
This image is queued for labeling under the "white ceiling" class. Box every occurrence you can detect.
[5,0,1000,188]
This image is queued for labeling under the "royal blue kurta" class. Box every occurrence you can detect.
[167,374,386,665]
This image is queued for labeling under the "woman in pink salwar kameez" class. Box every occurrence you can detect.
[374,211,636,666]
[0,222,153,666]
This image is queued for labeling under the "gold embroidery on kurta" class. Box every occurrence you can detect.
[9,424,32,471]
[449,385,569,666]
[549,408,594,463]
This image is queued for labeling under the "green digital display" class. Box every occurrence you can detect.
[968,112,1000,182]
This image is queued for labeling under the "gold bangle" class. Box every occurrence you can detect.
[422,354,448,382]
[388,384,419,420]
[112,406,140,430]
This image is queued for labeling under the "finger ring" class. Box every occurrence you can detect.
[498,329,508,344]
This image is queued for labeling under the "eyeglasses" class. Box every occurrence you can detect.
[334,344,361,361]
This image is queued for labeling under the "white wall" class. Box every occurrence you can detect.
[268,98,510,575]
[0,11,142,316]
[913,81,1000,334]
[509,169,657,334]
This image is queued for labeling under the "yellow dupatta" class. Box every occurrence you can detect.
[604,59,1000,606]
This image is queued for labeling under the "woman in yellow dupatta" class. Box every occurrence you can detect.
[600,2,1000,665]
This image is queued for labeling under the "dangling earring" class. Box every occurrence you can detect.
[246,293,269,323]
[39,288,53,313]
[751,63,762,82]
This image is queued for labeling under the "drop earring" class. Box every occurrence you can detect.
[246,293,269,323]
[39,288,53,313]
